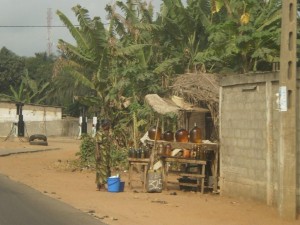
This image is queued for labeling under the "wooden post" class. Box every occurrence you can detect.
[278,0,297,219]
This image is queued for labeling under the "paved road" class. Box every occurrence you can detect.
[0,174,105,225]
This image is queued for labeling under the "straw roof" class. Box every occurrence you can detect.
[145,94,209,115]
[171,72,220,140]
[145,94,179,115]
[171,72,220,104]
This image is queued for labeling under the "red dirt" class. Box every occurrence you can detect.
[0,137,298,225]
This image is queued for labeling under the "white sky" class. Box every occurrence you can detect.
[0,0,162,57]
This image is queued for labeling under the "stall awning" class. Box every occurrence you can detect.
[145,94,209,115]
[145,94,179,115]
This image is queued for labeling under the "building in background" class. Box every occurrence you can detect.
[0,101,87,138]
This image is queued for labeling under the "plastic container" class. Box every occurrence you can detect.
[107,176,120,192]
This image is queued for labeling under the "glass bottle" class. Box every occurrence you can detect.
[157,143,164,155]
[164,143,172,156]
[140,147,145,158]
[189,123,202,143]
[190,144,197,159]
[142,146,147,158]
[136,148,141,158]
[148,126,162,140]
[133,148,137,158]
[196,145,201,160]
[163,130,174,141]
[175,128,189,143]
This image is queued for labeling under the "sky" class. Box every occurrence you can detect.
[0,0,162,57]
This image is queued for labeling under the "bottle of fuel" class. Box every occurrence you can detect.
[189,123,202,143]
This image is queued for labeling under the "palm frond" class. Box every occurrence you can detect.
[154,57,182,74]
[69,69,96,90]
[56,9,90,51]
[58,40,95,65]
[115,44,150,56]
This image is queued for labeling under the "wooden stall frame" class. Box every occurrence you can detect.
[146,140,219,193]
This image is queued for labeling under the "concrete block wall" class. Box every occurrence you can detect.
[220,82,268,201]
[297,85,300,209]
[220,72,299,210]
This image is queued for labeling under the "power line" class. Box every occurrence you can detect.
[0,24,109,27]
[0,25,78,27]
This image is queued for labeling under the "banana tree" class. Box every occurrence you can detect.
[0,70,51,104]
[56,5,113,117]
[56,3,160,146]
[202,0,282,73]
[154,0,212,75]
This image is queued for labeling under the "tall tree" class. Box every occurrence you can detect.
[154,0,212,76]
[56,5,110,116]
[0,70,51,104]
[56,2,163,146]
[0,47,25,95]
[25,52,55,83]
[56,2,162,115]
[202,0,282,73]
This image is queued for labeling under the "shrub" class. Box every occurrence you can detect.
[76,134,96,168]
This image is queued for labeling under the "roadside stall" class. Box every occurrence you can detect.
[128,90,219,193]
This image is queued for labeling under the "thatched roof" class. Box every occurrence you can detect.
[171,72,220,103]
[145,94,209,115]
[145,94,179,115]
[171,72,220,140]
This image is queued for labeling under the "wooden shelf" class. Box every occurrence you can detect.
[150,141,219,194]
[146,139,218,151]
[180,173,205,178]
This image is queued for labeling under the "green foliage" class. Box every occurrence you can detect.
[76,134,128,171]
[76,134,96,167]
[0,69,52,104]
[204,0,282,73]
[110,147,128,170]
[56,1,164,149]
[0,47,25,94]
[25,52,55,83]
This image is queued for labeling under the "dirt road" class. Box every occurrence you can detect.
[0,137,298,225]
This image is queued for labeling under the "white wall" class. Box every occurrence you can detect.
[0,102,62,122]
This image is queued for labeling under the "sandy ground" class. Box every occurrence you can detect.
[0,137,299,225]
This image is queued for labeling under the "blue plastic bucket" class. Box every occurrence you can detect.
[107,177,120,192]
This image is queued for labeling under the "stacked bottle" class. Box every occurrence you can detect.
[189,123,202,143]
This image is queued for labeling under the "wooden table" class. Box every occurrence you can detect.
[161,157,207,193]
[127,158,150,192]
[146,140,219,193]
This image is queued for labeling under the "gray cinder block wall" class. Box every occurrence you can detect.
[220,72,299,211]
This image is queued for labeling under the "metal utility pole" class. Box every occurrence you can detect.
[278,0,297,219]
[47,8,53,56]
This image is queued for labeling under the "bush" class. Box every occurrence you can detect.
[76,134,128,171]
[76,134,96,168]
[110,147,128,171]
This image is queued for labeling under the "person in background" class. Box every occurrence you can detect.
[95,119,112,190]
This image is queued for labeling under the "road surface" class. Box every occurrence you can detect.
[0,174,105,225]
